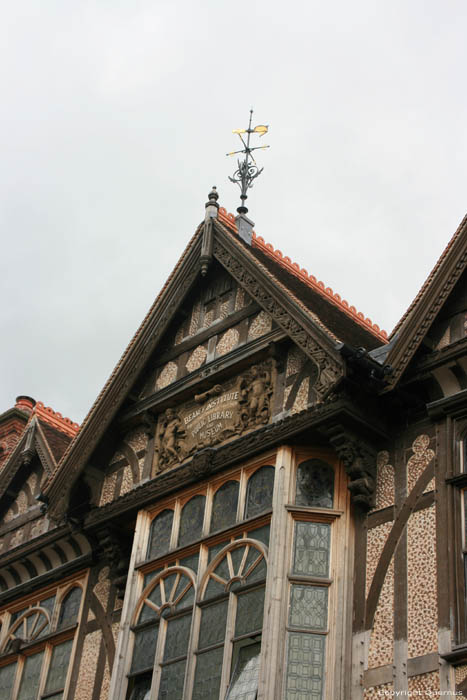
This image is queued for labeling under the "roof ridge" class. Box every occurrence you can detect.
[389,212,467,338]
[34,402,80,438]
[218,207,388,342]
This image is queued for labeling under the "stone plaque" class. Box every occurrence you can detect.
[153,360,274,474]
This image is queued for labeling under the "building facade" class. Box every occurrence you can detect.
[0,190,466,699]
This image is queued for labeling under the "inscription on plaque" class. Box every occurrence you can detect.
[153,361,274,473]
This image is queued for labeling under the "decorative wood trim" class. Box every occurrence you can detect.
[212,228,344,402]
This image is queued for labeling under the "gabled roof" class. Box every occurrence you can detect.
[0,400,78,506]
[217,209,387,349]
[382,213,467,391]
[44,199,388,518]
[218,207,388,346]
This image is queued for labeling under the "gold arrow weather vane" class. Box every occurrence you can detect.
[227,109,270,215]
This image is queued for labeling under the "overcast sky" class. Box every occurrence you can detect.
[1,0,466,424]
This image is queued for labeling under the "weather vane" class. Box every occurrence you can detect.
[227,109,269,215]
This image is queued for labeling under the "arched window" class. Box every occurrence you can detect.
[245,466,275,519]
[178,495,205,547]
[192,539,268,699]
[127,567,196,700]
[210,481,239,533]
[296,459,334,509]
[147,509,174,559]
[58,586,82,629]
[0,578,85,699]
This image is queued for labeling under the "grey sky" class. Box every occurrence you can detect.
[1,0,466,423]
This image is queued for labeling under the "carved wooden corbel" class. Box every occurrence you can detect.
[326,427,377,510]
[189,447,216,478]
[94,526,131,598]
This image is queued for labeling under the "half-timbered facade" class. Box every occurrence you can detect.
[1,189,466,698]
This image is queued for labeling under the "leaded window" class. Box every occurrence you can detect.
[245,466,274,519]
[210,481,239,533]
[296,459,334,509]
[147,509,174,559]
[0,580,84,700]
[128,534,268,699]
[178,495,205,547]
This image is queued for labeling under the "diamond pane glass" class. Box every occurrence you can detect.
[158,659,186,700]
[131,624,159,673]
[18,651,44,700]
[199,600,228,649]
[178,496,205,547]
[235,587,265,637]
[226,642,261,700]
[148,510,174,559]
[0,663,16,699]
[58,586,82,629]
[296,460,334,509]
[192,646,224,700]
[289,585,328,630]
[285,632,325,700]
[163,614,192,661]
[245,466,274,518]
[44,639,73,693]
[211,481,239,533]
[293,522,330,578]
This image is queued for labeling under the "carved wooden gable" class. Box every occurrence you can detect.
[138,264,275,400]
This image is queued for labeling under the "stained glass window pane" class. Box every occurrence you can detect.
[18,651,44,700]
[293,522,330,578]
[44,639,73,693]
[131,624,159,673]
[37,595,55,638]
[178,496,205,547]
[172,576,194,611]
[208,540,229,562]
[58,586,82,628]
[179,552,199,574]
[245,466,274,518]
[226,642,261,700]
[158,659,186,700]
[128,674,151,700]
[205,577,226,599]
[140,582,162,622]
[235,587,265,637]
[163,614,192,661]
[230,546,247,575]
[285,632,325,700]
[199,600,228,649]
[148,510,174,559]
[243,547,266,583]
[192,647,224,700]
[0,662,16,699]
[296,460,334,509]
[247,524,270,546]
[210,481,239,533]
[289,585,328,631]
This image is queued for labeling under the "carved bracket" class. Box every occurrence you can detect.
[94,526,131,598]
[325,427,377,510]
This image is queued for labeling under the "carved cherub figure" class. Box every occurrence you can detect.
[239,363,272,429]
[154,408,186,470]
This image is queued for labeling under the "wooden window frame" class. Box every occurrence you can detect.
[0,572,88,700]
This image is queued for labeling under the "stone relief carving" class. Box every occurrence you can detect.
[153,360,275,475]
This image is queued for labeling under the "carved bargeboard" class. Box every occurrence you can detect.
[153,360,275,474]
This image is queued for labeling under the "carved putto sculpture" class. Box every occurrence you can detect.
[154,407,186,472]
[238,363,273,431]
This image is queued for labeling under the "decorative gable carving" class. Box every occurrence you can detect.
[153,359,276,475]
[213,237,343,401]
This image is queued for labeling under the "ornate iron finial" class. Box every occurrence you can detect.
[227,109,269,215]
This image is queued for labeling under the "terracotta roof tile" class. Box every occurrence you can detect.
[218,207,388,345]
